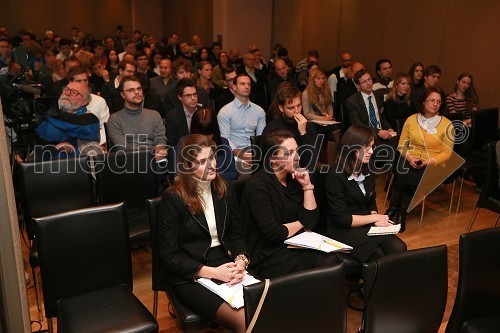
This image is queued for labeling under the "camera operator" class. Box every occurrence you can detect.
[35,81,100,159]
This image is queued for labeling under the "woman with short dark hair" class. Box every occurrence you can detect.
[387,87,454,231]
[326,124,407,262]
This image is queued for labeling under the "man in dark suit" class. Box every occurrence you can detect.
[345,69,395,141]
[237,52,267,109]
[165,78,199,148]
[345,69,397,171]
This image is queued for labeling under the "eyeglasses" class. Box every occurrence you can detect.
[426,99,442,105]
[363,144,375,151]
[62,87,83,97]
[123,87,143,93]
[182,92,198,99]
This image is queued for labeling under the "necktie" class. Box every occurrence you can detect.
[368,96,378,128]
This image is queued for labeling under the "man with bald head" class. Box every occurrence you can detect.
[36,81,100,157]
[267,58,298,117]
[337,61,365,110]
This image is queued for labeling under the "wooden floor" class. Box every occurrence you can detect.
[24,175,497,333]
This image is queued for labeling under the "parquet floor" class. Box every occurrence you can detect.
[24,175,497,333]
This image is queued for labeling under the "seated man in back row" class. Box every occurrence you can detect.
[107,76,167,161]
[217,73,266,174]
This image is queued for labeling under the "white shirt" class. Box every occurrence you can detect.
[347,173,370,195]
[197,180,221,247]
[86,94,110,145]
[361,91,381,128]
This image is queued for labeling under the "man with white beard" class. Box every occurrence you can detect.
[35,81,100,157]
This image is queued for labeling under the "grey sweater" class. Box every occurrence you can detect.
[107,106,167,150]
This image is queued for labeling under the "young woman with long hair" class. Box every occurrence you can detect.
[159,134,248,333]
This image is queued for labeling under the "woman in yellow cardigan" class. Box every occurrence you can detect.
[386,87,454,231]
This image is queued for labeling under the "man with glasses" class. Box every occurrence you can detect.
[35,81,100,157]
[165,78,200,148]
[107,76,167,161]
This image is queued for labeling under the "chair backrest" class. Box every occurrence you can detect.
[340,105,350,134]
[244,265,346,333]
[34,202,132,319]
[17,157,95,239]
[146,197,166,293]
[446,228,500,333]
[471,107,499,150]
[362,245,448,333]
[95,149,159,208]
[250,135,263,172]
[476,141,500,208]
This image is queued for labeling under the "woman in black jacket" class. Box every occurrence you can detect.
[158,134,248,333]
[242,128,338,278]
[325,124,407,262]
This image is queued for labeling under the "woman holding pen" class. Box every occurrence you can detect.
[325,124,407,262]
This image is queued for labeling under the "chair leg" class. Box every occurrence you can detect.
[494,214,500,228]
[420,197,425,224]
[456,177,465,214]
[31,267,43,322]
[153,290,158,319]
[384,173,395,207]
[448,180,456,216]
[47,318,54,333]
[467,208,480,232]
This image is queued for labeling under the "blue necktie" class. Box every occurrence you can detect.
[368,96,378,128]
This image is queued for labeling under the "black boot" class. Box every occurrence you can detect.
[385,207,398,220]
[396,206,407,233]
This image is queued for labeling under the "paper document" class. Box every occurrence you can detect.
[285,231,353,253]
[310,120,341,126]
[197,272,260,309]
[367,224,401,236]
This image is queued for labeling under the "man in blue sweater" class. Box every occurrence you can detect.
[35,81,100,158]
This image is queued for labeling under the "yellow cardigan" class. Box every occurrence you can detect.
[398,114,454,166]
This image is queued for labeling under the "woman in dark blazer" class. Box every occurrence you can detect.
[242,128,338,279]
[158,134,248,333]
[325,124,407,262]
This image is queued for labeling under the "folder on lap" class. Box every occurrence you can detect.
[367,224,401,236]
[197,272,260,309]
[285,230,353,253]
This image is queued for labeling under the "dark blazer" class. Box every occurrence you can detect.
[158,185,248,285]
[242,169,319,267]
[237,66,268,109]
[345,91,392,135]
[325,169,380,262]
[165,104,190,147]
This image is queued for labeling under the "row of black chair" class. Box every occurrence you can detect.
[33,194,500,333]
[16,149,159,321]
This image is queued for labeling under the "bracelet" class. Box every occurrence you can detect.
[235,254,250,268]
[302,184,315,191]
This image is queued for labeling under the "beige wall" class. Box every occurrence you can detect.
[0,0,133,40]
[163,0,213,47]
[273,0,500,109]
[213,0,272,61]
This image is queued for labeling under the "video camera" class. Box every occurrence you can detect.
[1,46,58,135]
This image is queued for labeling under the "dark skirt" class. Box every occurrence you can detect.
[172,246,232,320]
[252,246,339,279]
[329,226,403,262]
[395,157,426,188]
